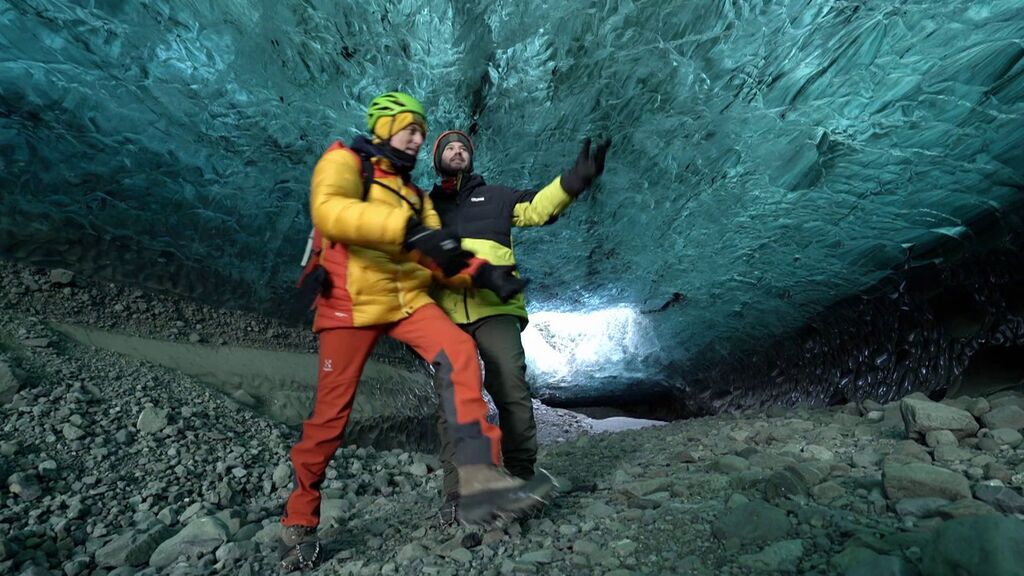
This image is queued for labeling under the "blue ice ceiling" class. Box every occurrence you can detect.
[2,0,1023,398]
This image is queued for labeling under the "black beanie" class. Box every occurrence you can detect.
[432,130,474,176]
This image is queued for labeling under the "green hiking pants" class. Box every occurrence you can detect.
[437,314,538,498]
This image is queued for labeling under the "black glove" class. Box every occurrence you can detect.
[560,137,612,197]
[474,263,529,303]
[404,218,472,277]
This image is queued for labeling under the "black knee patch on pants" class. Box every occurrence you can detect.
[433,350,493,465]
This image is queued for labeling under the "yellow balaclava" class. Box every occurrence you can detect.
[372,111,428,143]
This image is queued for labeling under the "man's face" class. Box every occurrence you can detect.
[389,124,425,155]
[441,141,470,173]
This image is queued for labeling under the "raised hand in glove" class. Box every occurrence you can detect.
[404,218,472,277]
[560,137,612,197]
[474,263,529,303]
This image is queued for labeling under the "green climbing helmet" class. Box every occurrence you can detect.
[366,91,426,132]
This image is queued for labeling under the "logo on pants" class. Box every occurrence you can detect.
[323,359,334,372]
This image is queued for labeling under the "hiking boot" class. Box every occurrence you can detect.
[279,525,322,572]
[281,525,316,547]
[437,493,460,528]
[457,465,558,526]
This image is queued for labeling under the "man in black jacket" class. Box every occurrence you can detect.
[429,130,611,524]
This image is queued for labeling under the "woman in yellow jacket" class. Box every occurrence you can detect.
[279,92,555,571]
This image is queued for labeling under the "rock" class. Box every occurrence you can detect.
[518,549,555,564]
[96,525,175,567]
[792,462,830,485]
[987,395,1024,411]
[988,428,1023,448]
[862,399,885,413]
[921,515,1024,576]
[976,437,1001,452]
[883,463,970,501]
[924,430,957,448]
[935,498,999,519]
[964,397,991,417]
[844,552,918,576]
[62,423,86,441]
[573,540,599,556]
[319,499,345,526]
[213,509,246,537]
[933,444,972,463]
[0,360,19,404]
[231,523,261,543]
[888,440,932,464]
[215,540,256,562]
[445,547,473,564]
[252,522,281,546]
[900,399,978,439]
[38,460,58,478]
[272,463,291,488]
[620,478,671,497]
[396,542,429,563]
[763,468,808,500]
[894,497,949,518]
[834,412,862,427]
[712,501,791,543]
[0,441,16,457]
[737,539,805,572]
[832,547,915,576]
[983,462,1012,484]
[726,493,750,508]
[231,389,257,407]
[852,450,882,468]
[972,485,1024,514]
[7,472,42,500]
[763,462,826,501]
[62,557,90,576]
[711,455,750,474]
[408,462,428,477]
[676,450,698,463]
[803,445,834,461]
[865,410,885,422]
[156,502,179,524]
[49,269,75,284]
[136,407,169,434]
[178,502,213,525]
[979,405,1024,431]
[583,501,616,519]
[811,481,846,504]
[149,516,230,568]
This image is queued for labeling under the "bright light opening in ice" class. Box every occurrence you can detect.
[521,306,658,384]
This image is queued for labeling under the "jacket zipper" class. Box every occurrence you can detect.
[453,188,470,322]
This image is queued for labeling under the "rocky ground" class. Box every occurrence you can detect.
[2,261,1024,575]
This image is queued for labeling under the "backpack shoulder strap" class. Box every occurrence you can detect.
[347,142,425,216]
[357,153,374,201]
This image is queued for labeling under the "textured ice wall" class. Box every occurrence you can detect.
[678,245,1024,415]
[2,1,1023,400]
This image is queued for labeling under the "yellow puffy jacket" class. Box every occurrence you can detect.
[309,141,443,331]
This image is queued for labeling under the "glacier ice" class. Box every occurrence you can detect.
[2,0,1023,400]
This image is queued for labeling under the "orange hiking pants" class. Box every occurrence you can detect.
[282,304,502,527]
